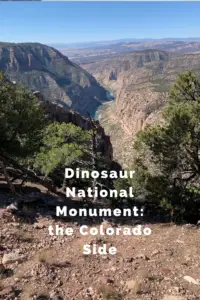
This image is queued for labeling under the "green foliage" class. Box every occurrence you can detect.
[113,177,130,205]
[169,71,200,104]
[133,72,200,222]
[35,121,114,194]
[0,71,47,158]
[0,71,111,198]
[35,122,91,176]
[114,177,130,192]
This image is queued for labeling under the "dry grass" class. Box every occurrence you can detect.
[22,285,49,300]
[130,280,142,295]
[17,231,34,243]
[125,269,151,296]
[37,248,70,268]
[0,282,4,292]
[97,284,122,300]
[37,248,56,265]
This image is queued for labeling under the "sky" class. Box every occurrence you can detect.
[1,2,200,44]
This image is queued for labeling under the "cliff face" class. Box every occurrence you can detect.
[0,42,108,117]
[33,91,113,162]
[83,50,200,166]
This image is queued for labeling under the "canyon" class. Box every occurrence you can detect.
[2,41,200,167]
[83,50,200,166]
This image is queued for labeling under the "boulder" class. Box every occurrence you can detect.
[183,275,200,285]
[2,252,26,265]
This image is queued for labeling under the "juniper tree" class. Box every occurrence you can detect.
[35,120,112,201]
[133,72,200,221]
[0,71,47,193]
[34,122,93,191]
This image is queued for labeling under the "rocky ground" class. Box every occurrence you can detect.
[1,192,200,300]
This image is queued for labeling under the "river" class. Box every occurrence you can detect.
[94,89,115,120]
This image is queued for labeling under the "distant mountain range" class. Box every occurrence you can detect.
[0,42,108,117]
[49,38,200,49]
[55,39,200,65]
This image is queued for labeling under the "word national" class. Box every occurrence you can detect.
[66,186,134,198]
[65,168,135,179]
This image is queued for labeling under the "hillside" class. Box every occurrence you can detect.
[1,196,200,300]
[83,50,200,166]
[0,42,108,117]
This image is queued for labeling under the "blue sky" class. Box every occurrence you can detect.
[1,2,200,44]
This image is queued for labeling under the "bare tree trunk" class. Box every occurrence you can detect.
[0,152,65,199]
[88,114,98,202]
[19,175,27,193]
[0,160,16,194]
[170,208,174,223]
[59,175,66,193]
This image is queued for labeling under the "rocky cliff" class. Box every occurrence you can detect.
[0,42,108,117]
[83,50,200,166]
